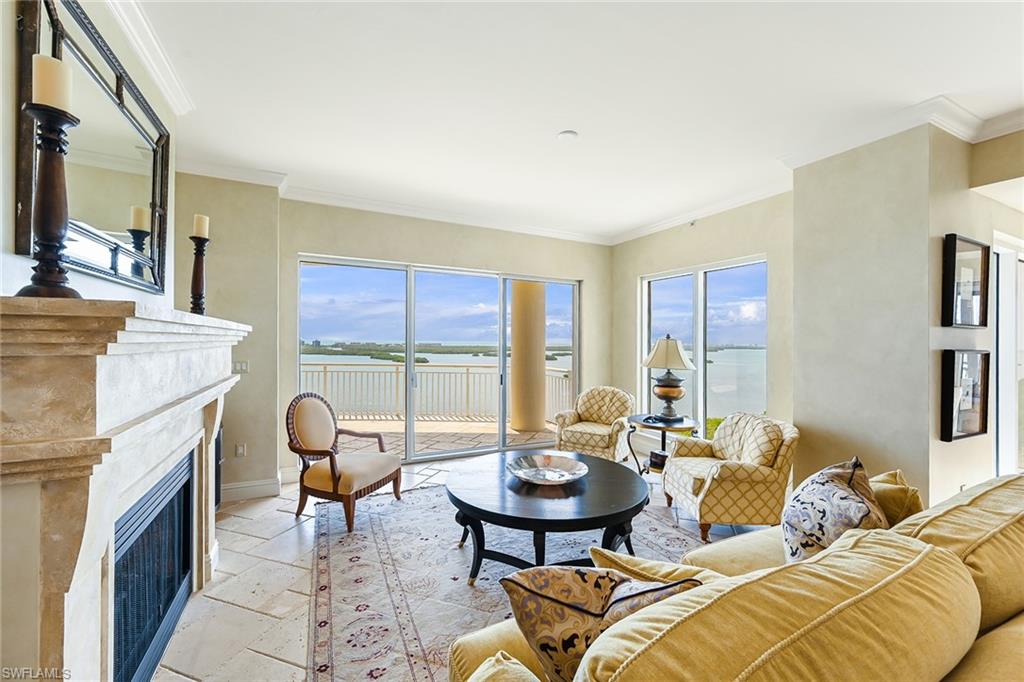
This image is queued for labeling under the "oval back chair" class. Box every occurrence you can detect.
[285,392,402,531]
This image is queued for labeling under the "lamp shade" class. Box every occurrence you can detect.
[643,334,696,370]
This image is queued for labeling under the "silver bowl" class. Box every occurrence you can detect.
[507,454,588,485]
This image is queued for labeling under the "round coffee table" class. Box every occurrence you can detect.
[445,450,649,584]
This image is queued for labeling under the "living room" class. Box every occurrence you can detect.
[1,2,1022,681]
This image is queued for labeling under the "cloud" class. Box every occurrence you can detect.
[706,298,766,326]
[300,265,577,345]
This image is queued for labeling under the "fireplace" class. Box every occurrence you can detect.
[1,298,248,676]
[113,453,193,682]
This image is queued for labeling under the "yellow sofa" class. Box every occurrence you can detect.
[449,473,1023,682]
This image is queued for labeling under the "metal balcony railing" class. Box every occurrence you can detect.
[299,362,575,422]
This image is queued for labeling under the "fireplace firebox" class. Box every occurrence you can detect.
[113,453,193,682]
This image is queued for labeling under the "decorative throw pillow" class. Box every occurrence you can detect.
[868,470,924,526]
[500,566,702,682]
[588,547,724,585]
[782,457,889,563]
[467,650,542,682]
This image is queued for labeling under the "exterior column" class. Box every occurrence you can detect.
[510,281,546,432]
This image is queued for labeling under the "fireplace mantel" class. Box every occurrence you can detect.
[0,297,250,680]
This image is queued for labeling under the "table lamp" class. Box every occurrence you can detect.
[643,334,696,420]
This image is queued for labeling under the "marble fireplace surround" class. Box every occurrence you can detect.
[0,298,250,679]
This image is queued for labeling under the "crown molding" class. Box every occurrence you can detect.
[607,178,794,245]
[172,95,1020,248]
[70,147,149,176]
[176,157,288,189]
[976,108,1024,142]
[780,96,991,169]
[280,186,609,244]
[105,0,195,116]
[173,160,606,242]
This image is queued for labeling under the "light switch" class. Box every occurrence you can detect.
[235,443,246,457]
[233,360,250,374]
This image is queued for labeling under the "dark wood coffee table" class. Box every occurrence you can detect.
[445,450,649,584]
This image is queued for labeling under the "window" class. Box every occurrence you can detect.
[644,260,767,438]
[299,259,579,460]
[647,274,695,421]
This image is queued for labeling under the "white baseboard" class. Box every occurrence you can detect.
[279,466,300,484]
[220,477,281,503]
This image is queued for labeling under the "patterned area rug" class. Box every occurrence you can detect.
[308,484,703,681]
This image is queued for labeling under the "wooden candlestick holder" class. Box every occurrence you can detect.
[189,235,209,315]
[126,228,149,279]
[17,102,82,298]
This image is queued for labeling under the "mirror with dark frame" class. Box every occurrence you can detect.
[15,0,170,293]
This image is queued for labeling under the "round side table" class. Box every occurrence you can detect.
[626,414,698,474]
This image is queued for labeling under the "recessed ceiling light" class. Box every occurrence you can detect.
[557,130,578,141]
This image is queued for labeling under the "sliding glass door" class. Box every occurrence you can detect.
[503,279,577,449]
[411,270,501,458]
[299,259,578,460]
[299,262,407,456]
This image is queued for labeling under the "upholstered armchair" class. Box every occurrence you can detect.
[553,386,634,462]
[286,392,403,531]
[663,413,799,542]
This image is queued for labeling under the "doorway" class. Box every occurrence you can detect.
[995,245,1024,475]
[298,259,579,461]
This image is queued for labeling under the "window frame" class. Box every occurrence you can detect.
[639,255,768,437]
[297,254,582,462]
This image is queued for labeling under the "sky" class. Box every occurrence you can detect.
[299,264,574,345]
[649,261,767,348]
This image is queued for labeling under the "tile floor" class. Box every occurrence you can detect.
[157,455,750,680]
[337,419,556,457]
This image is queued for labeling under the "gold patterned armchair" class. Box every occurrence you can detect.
[553,386,634,461]
[664,413,798,542]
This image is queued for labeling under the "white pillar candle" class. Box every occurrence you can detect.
[192,214,210,239]
[32,54,72,112]
[130,206,151,232]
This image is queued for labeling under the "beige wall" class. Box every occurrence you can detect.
[1,1,177,304]
[970,130,1024,188]
[929,127,1024,502]
[65,162,150,233]
[276,198,613,476]
[174,173,280,497]
[793,124,1024,505]
[793,126,933,498]
[609,193,794,423]
[170,125,1020,502]
[173,179,793,489]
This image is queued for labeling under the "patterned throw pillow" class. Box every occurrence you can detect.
[467,651,541,682]
[500,566,701,682]
[782,457,889,563]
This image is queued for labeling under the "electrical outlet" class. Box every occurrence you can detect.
[235,443,247,457]
[232,360,250,374]
[960,483,966,492]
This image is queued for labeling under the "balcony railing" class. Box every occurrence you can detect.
[299,362,574,422]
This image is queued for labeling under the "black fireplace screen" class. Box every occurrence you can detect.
[114,453,193,682]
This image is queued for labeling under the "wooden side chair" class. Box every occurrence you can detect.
[286,392,402,531]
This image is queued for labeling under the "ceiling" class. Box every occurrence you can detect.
[136,1,1024,244]
[973,177,1024,213]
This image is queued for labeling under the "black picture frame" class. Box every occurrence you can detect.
[15,0,170,293]
[941,233,990,328]
[940,349,990,442]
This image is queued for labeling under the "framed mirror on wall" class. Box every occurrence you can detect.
[15,0,170,293]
